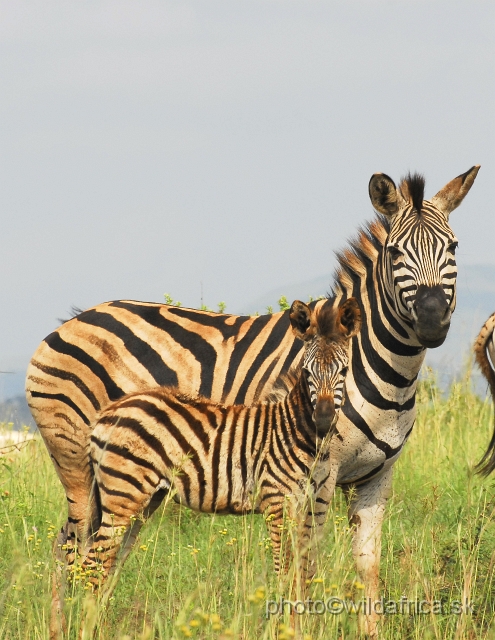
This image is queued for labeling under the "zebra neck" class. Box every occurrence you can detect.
[282,376,319,448]
[336,245,426,409]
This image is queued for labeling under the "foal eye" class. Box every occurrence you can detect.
[340,367,349,377]
[448,241,458,253]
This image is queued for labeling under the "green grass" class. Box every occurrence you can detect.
[2,367,495,639]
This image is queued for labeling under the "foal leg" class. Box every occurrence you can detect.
[297,464,338,586]
[261,497,289,575]
[80,480,169,600]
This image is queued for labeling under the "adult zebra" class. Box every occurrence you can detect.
[26,166,479,637]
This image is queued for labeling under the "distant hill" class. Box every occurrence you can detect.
[246,264,495,317]
[0,395,34,430]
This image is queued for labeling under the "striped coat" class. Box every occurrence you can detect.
[81,298,361,590]
[26,166,479,638]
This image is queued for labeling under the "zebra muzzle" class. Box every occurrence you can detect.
[313,396,336,436]
[412,284,452,348]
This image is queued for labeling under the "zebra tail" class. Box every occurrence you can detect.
[474,312,495,476]
[85,455,103,544]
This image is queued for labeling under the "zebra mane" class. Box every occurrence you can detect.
[333,216,390,292]
[315,297,344,341]
[399,172,425,213]
[58,306,85,325]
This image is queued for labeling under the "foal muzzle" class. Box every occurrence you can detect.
[313,395,337,436]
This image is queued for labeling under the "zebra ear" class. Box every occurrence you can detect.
[289,300,316,341]
[430,165,480,218]
[369,173,403,216]
[337,298,362,339]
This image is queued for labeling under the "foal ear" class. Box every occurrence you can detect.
[289,300,316,341]
[430,165,480,218]
[369,173,404,216]
[337,298,362,339]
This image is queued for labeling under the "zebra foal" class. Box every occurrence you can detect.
[79,298,361,594]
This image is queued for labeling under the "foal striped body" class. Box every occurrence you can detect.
[82,299,361,588]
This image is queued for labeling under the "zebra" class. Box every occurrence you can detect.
[474,312,495,475]
[25,165,479,637]
[76,298,361,600]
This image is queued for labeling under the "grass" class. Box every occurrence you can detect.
[2,367,495,639]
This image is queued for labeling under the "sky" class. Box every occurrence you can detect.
[1,1,494,399]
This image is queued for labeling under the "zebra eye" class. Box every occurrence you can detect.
[387,245,402,261]
[448,241,458,253]
[340,366,348,377]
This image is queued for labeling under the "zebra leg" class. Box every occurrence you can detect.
[344,469,393,639]
[80,482,169,598]
[299,466,338,584]
[264,502,288,575]
[80,513,143,600]
[263,497,305,635]
[73,515,145,640]
[263,489,319,602]
[259,485,297,578]
[50,523,70,640]
[50,469,102,639]
[51,514,94,639]
[44,449,96,638]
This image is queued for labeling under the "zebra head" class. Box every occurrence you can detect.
[290,298,361,434]
[369,166,480,348]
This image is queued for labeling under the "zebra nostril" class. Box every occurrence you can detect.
[441,307,452,326]
[410,304,419,322]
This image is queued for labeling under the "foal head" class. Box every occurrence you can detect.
[289,297,361,435]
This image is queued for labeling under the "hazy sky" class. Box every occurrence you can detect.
[1,1,494,398]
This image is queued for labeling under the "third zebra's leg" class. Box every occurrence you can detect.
[344,468,393,639]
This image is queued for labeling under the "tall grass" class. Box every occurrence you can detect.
[1,368,495,639]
